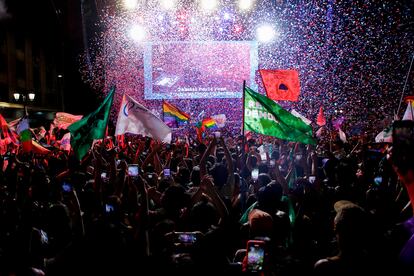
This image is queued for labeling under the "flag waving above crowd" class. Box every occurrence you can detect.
[162,101,190,128]
[316,107,326,127]
[53,112,83,129]
[116,94,172,143]
[244,86,315,145]
[259,69,301,102]
[0,114,18,145]
[17,117,32,152]
[69,88,115,160]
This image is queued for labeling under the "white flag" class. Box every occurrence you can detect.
[338,128,347,143]
[403,100,414,121]
[375,126,393,143]
[197,110,205,120]
[211,114,226,128]
[115,94,172,143]
[315,127,324,138]
[291,109,312,125]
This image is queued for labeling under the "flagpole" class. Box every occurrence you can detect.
[242,80,246,136]
[397,53,414,116]
[329,114,333,152]
[103,88,115,139]
[162,100,165,123]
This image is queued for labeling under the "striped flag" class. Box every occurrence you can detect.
[162,101,190,128]
[201,117,217,129]
[17,117,32,152]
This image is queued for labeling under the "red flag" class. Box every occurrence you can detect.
[195,125,205,143]
[317,107,326,126]
[259,69,300,101]
[244,131,252,152]
[244,130,252,140]
[117,134,125,149]
[53,112,83,129]
[0,114,18,144]
[32,140,51,155]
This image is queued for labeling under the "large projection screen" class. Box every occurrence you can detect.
[144,41,258,100]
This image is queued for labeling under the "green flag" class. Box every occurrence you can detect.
[69,88,115,160]
[244,86,316,144]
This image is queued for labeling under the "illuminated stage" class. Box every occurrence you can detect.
[143,40,258,99]
[83,0,411,129]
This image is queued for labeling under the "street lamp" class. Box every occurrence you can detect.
[28,93,35,101]
[13,91,36,115]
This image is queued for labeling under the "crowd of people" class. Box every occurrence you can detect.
[0,124,414,275]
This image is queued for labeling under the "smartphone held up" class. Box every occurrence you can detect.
[163,168,171,177]
[62,182,73,193]
[175,232,197,244]
[246,240,266,272]
[128,164,139,177]
[251,168,259,181]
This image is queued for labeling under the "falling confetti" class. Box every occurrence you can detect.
[80,0,414,138]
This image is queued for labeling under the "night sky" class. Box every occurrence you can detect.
[2,0,413,131]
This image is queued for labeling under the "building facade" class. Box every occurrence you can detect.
[0,0,64,121]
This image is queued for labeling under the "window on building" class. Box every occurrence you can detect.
[15,33,25,51]
[16,59,26,81]
[0,30,6,74]
[33,66,41,91]
[0,83,8,102]
[0,32,6,54]
[0,53,6,74]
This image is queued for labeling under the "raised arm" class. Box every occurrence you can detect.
[132,175,150,256]
[220,137,235,197]
[200,175,229,220]
[199,138,216,177]
[142,142,162,173]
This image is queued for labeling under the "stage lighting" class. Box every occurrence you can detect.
[124,0,138,10]
[234,24,243,34]
[200,0,218,11]
[256,25,277,43]
[223,12,231,20]
[129,25,146,42]
[160,0,175,10]
[239,0,253,10]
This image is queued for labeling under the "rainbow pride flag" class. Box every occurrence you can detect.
[163,101,190,128]
[202,118,217,129]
